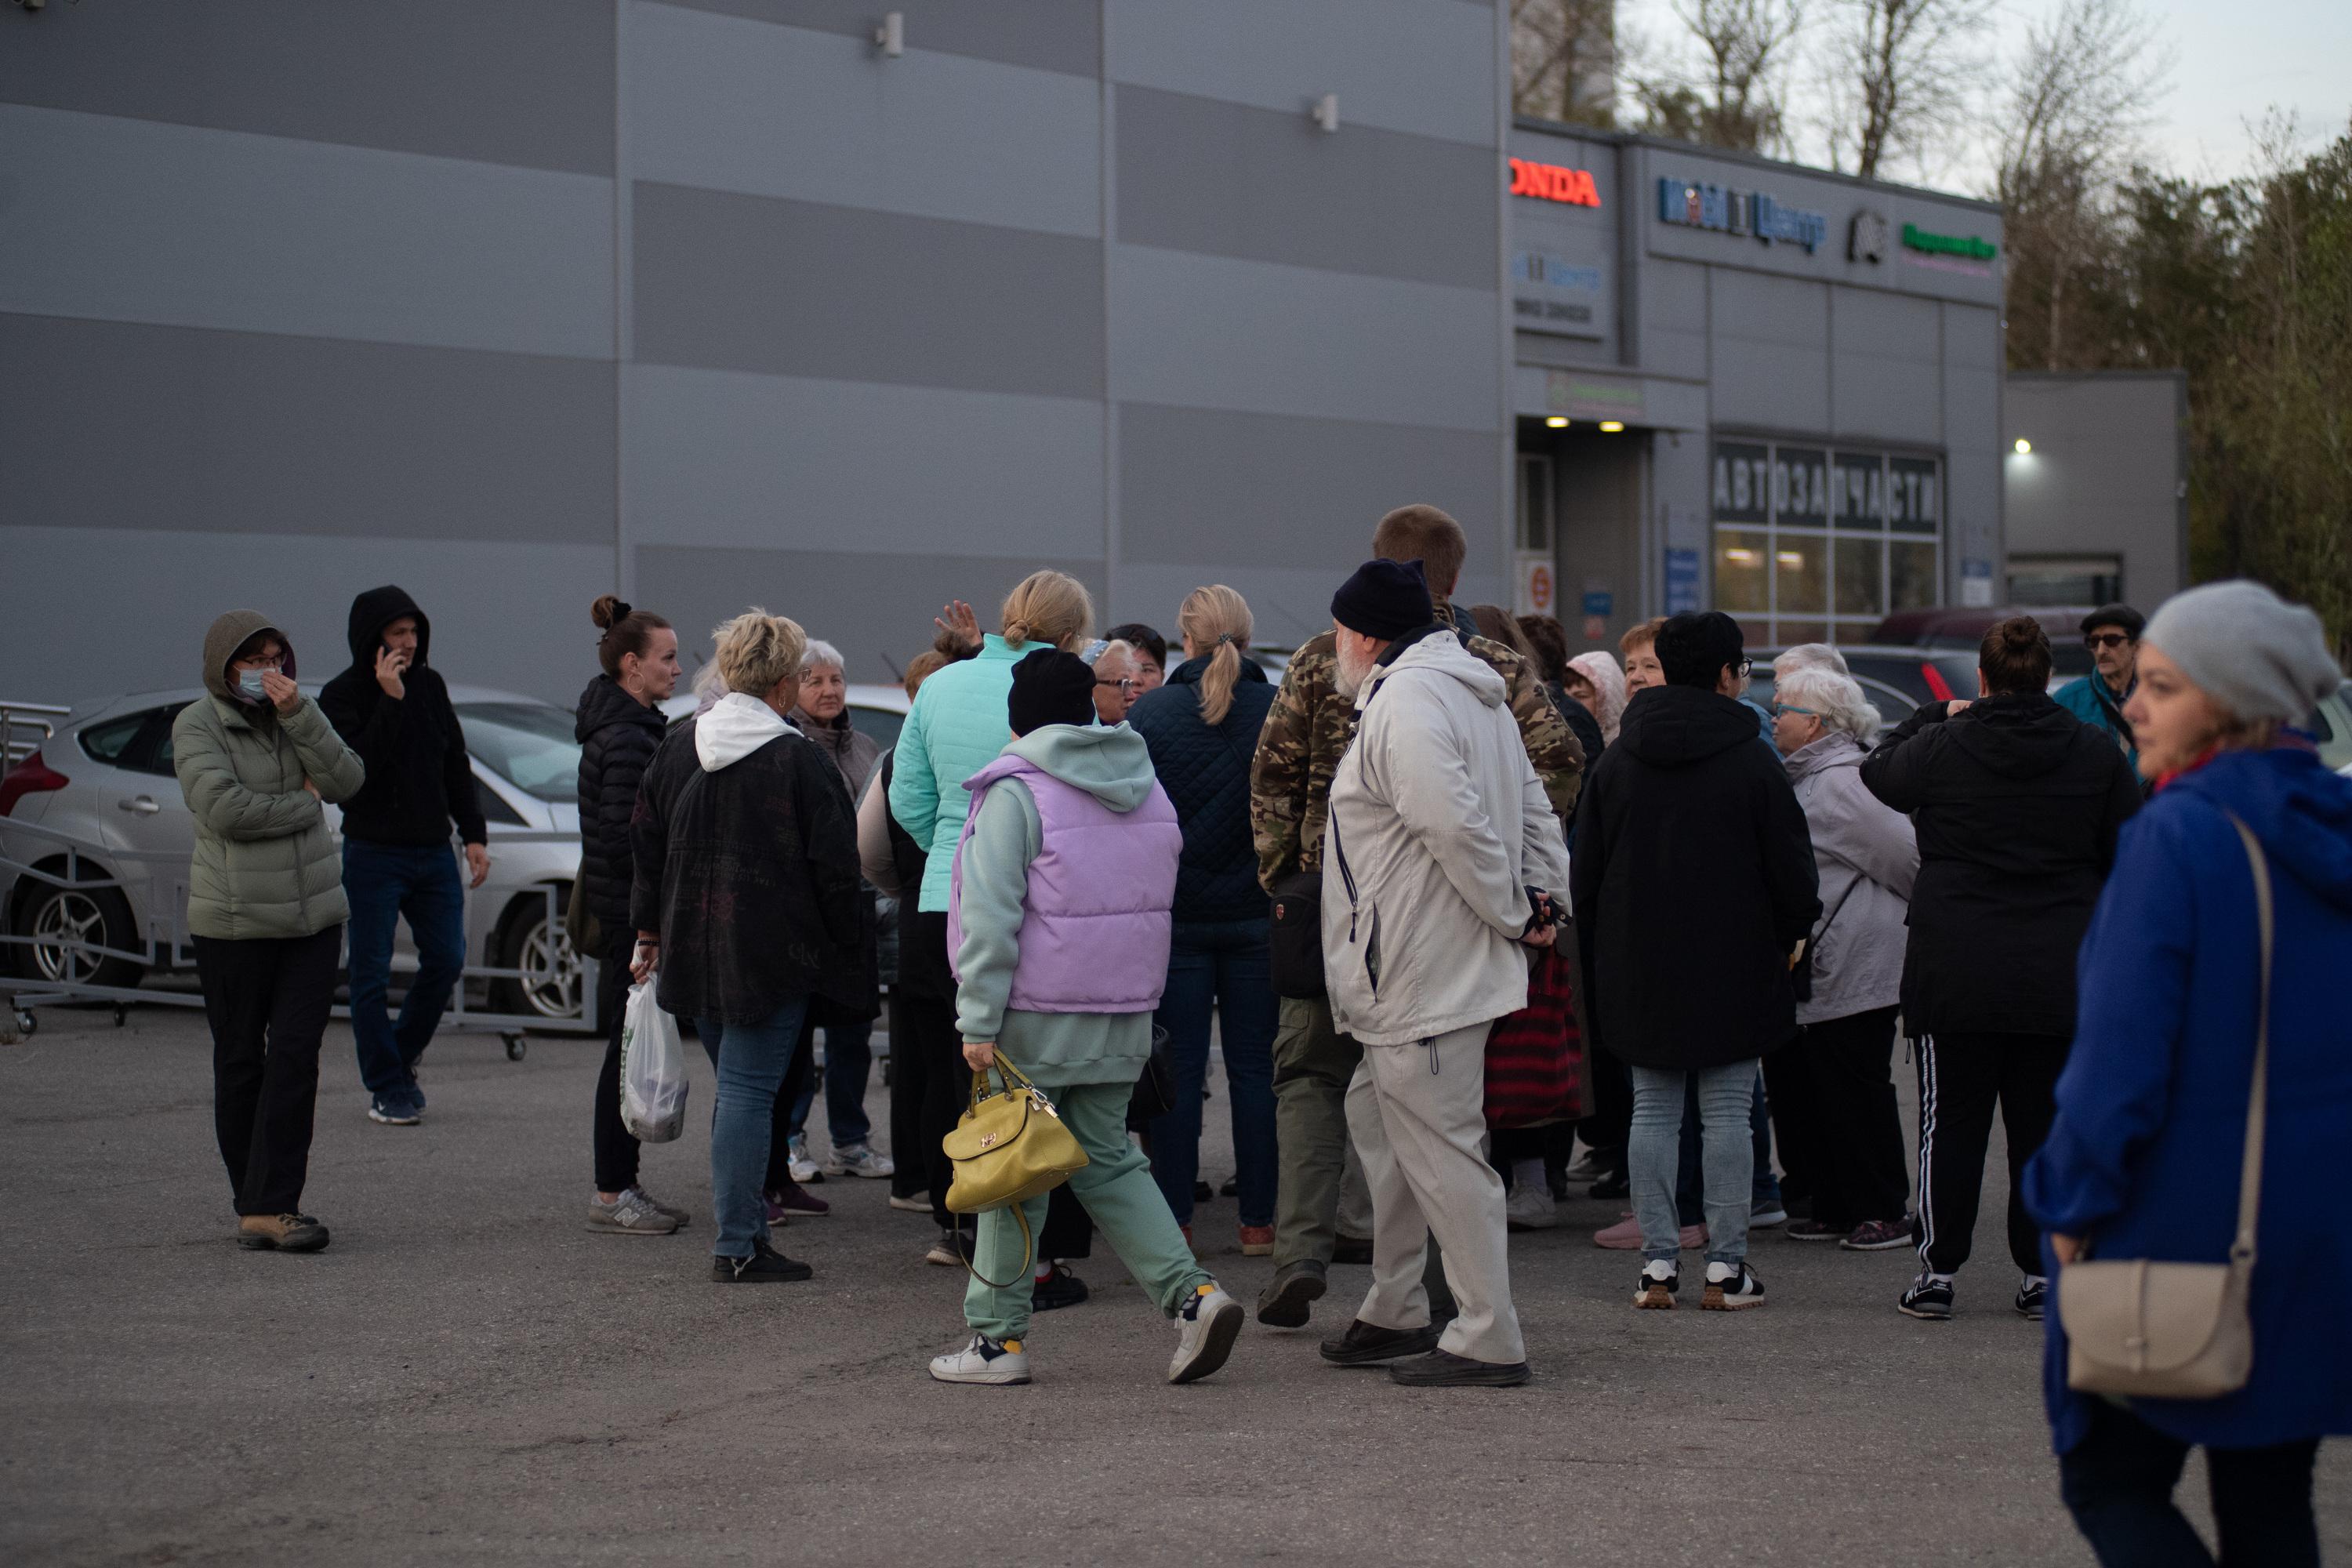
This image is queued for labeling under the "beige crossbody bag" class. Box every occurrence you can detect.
[2060,813,2270,1400]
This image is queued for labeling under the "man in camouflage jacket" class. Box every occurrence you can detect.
[1247,510,1583,1333]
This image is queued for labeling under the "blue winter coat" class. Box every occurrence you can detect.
[2024,746,2352,1453]
[2053,672,2140,774]
[1129,653,1277,924]
[889,634,1044,913]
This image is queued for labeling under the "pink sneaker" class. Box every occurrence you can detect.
[1592,1213,1642,1249]
[1679,1223,1710,1250]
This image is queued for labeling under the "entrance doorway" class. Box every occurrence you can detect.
[1517,417,1643,653]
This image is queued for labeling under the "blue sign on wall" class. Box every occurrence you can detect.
[1657,177,1829,254]
[1663,549,1700,615]
[1581,590,1613,618]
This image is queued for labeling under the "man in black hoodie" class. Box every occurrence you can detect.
[1860,614,2140,1323]
[319,586,488,1127]
[1571,611,1820,1313]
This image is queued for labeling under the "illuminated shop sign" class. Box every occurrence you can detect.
[1657,176,1828,253]
[1510,158,1603,208]
[1512,248,1606,337]
[1902,223,1996,261]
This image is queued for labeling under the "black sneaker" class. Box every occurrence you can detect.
[1633,1259,1679,1310]
[1783,1218,1846,1242]
[1388,1348,1530,1388]
[1255,1260,1328,1327]
[710,1239,813,1283]
[1701,1260,1766,1310]
[1031,1261,1090,1313]
[1589,1174,1630,1201]
[2015,1278,2048,1320]
[1900,1272,1955,1320]
[1330,1234,1375,1266]
[1193,1178,1215,1203]
[1319,1318,1443,1366]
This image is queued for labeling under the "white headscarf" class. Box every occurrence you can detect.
[1567,651,1628,744]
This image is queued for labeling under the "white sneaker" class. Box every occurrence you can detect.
[1702,1260,1767,1310]
[887,1193,933,1213]
[1505,1183,1558,1232]
[929,1331,1031,1385]
[786,1136,818,1185]
[1168,1283,1244,1385]
[1634,1258,1679,1309]
[824,1143,897,1179]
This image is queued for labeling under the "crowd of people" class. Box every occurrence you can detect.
[171,506,2348,1561]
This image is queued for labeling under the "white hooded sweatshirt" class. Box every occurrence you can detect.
[1320,629,1572,1047]
[695,691,804,772]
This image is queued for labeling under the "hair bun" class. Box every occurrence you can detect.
[591,593,630,632]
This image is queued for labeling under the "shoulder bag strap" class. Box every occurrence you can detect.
[2223,812,2272,1267]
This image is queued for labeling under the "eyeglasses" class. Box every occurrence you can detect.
[1733,658,1754,679]
[1095,678,1135,695]
[1770,703,1818,719]
[2084,632,2133,650]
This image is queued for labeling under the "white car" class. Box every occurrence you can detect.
[658,683,909,750]
[1,684,592,1025]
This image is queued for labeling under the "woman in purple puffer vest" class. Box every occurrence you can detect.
[926,651,1250,1389]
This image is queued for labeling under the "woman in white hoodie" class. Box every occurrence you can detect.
[631,611,867,1283]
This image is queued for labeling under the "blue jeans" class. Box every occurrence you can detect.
[697,999,809,1259]
[1147,918,1279,1228]
[342,839,466,1097]
[1674,1069,1780,1223]
[1631,1060,1757,1265]
[785,1015,875,1149]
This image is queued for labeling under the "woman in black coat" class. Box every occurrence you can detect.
[576,597,684,1236]
[632,611,866,1283]
[1859,615,2140,1322]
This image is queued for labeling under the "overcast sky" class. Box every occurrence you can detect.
[1614,0,2352,194]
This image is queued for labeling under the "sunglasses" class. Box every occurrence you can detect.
[2084,632,2133,650]
[1770,703,1818,719]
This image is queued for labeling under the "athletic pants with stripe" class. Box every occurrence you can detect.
[1912,1030,2067,1277]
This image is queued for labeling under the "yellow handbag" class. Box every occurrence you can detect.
[942,1052,1089,1287]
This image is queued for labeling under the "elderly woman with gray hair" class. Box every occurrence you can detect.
[1767,665,1920,1253]
[632,609,866,1283]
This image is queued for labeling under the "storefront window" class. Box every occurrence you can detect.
[1711,439,1941,644]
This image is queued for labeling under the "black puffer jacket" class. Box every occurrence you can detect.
[1571,684,1821,1069]
[574,674,666,935]
[1129,653,1278,924]
[318,585,487,847]
[1860,691,2141,1036]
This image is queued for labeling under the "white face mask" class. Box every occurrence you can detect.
[237,668,270,702]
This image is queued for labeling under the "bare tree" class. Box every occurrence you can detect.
[1994,0,2172,368]
[1512,0,1619,126]
[1821,0,1994,180]
[1632,0,1806,154]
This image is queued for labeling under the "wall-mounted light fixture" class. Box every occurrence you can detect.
[1599,420,1625,434]
[2013,437,2032,455]
[874,12,904,56]
[1544,416,1570,429]
[1313,93,1339,133]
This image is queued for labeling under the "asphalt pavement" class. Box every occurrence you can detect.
[2,1003,2343,1566]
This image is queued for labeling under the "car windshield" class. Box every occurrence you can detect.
[456,703,579,803]
[848,704,905,752]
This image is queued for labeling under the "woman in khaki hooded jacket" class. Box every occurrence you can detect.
[172,610,364,1252]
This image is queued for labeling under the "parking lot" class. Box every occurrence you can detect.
[2,1004,2346,1566]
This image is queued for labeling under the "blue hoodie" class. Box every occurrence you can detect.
[2024,746,2352,1453]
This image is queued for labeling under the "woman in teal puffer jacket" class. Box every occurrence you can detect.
[172,609,364,1253]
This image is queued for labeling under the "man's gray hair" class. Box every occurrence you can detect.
[1080,638,1133,670]
[801,638,845,675]
[1774,642,1849,677]
[1776,666,1880,744]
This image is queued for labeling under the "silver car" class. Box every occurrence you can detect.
[1,684,591,1025]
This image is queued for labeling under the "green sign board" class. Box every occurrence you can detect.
[1901,223,1997,261]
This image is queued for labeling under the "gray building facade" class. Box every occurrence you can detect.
[2002,370,2188,612]
[1,2,2006,707]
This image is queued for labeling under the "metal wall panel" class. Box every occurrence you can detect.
[0,106,613,359]
[1115,85,1494,288]
[0,314,615,546]
[1109,245,1498,433]
[1831,288,1942,445]
[1119,403,1497,571]
[1107,0,1497,147]
[0,0,614,175]
[630,366,1105,558]
[1637,256,1710,382]
[0,526,615,710]
[2003,373,2187,606]
[1706,270,1830,434]
[636,546,1108,685]
[628,5,1102,238]
[648,0,1103,80]
[633,182,1104,398]
[1113,561,1506,655]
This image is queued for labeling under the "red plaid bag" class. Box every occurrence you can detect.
[1483,944,1584,1129]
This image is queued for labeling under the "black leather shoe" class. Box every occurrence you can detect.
[1330,1234,1375,1266]
[710,1239,813,1283]
[1589,1175,1630,1201]
[1319,1318,1442,1366]
[1388,1349,1532,1388]
[1255,1261,1327,1327]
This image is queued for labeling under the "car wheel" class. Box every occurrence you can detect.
[16,869,144,989]
[491,890,586,1024]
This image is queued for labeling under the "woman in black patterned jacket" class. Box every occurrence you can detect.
[575,595,685,1236]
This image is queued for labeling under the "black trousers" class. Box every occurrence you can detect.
[760,1015,816,1192]
[1580,1041,1632,1181]
[2059,1401,2320,1567]
[897,912,970,1230]
[1915,1029,2067,1276]
[192,924,340,1217]
[886,989,927,1200]
[1785,1005,1909,1230]
[592,929,640,1194]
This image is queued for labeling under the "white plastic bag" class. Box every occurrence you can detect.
[620,981,688,1143]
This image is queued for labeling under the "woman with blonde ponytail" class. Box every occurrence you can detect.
[1128,586,1283,1254]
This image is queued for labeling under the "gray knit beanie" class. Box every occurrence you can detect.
[2140,580,2340,725]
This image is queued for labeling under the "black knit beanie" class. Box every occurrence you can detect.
[1007,648,1098,735]
[1330,558,1434,641]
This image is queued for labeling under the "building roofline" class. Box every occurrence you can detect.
[2006,368,2189,383]
[1510,115,2006,216]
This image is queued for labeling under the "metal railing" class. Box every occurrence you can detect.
[0,700,70,774]
[0,816,599,1052]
